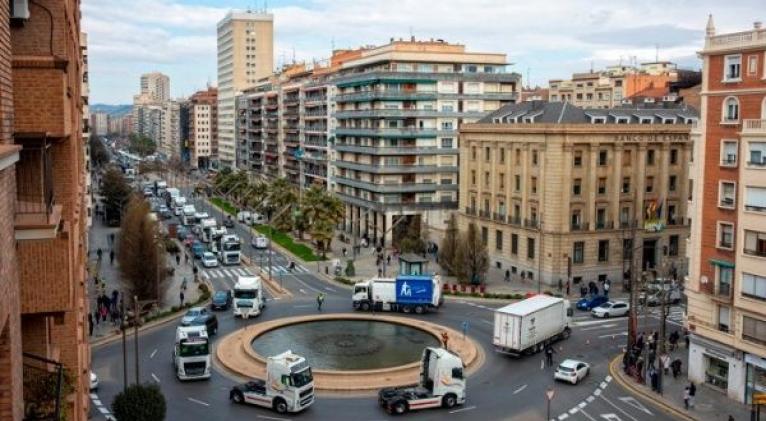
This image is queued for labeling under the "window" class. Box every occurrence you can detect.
[471,170,476,185]
[598,178,607,195]
[646,149,655,165]
[571,210,582,229]
[574,150,583,167]
[471,146,476,160]
[718,266,733,297]
[646,176,654,193]
[514,175,521,192]
[531,177,537,194]
[748,55,759,76]
[722,140,738,166]
[496,230,503,251]
[620,207,631,226]
[573,179,582,196]
[499,173,505,189]
[623,238,633,259]
[485,147,491,161]
[670,149,678,165]
[669,235,679,256]
[622,177,631,194]
[718,222,734,249]
[527,237,535,259]
[596,208,607,228]
[749,142,766,166]
[532,150,538,165]
[724,54,742,81]
[669,175,677,192]
[515,149,521,165]
[718,306,731,333]
[484,171,490,187]
[441,138,453,148]
[743,273,766,300]
[745,187,766,212]
[511,234,518,255]
[481,226,488,245]
[743,316,766,345]
[744,230,766,257]
[573,241,584,264]
[442,121,454,130]
[719,181,736,208]
[499,148,505,163]
[598,240,609,262]
[598,150,608,166]
[723,97,740,122]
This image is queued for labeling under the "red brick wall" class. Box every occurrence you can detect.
[707,51,766,91]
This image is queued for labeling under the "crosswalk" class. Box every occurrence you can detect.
[201,264,311,280]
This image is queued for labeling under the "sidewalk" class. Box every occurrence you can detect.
[611,345,751,421]
[87,209,200,343]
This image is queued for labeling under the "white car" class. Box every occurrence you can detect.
[251,235,269,249]
[90,371,99,391]
[591,301,630,318]
[194,212,209,221]
[554,359,590,385]
[202,252,219,268]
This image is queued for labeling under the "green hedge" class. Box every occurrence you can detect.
[254,225,324,262]
[210,197,237,216]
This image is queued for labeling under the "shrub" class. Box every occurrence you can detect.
[112,383,166,421]
[344,260,355,277]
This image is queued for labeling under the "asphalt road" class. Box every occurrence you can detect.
[90,183,684,421]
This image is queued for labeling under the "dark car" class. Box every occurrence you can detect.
[576,295,609,311]
[176,226,188,241]
[180,307,218,335]
[224,217,234,228]
[211,290,232,311]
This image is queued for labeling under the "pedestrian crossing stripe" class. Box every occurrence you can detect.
[203,267,254,279]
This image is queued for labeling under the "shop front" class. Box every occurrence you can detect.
[745,354,766,404]
[689,334,746,402]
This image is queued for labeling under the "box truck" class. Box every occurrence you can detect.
[493,295,573,356]
[352,275,442,314]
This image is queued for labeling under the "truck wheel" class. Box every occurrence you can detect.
[442,393,457,409]
[402,306,412,314]
[393,401,407,414]
[361,302,370,311]
[414,305,425,314]
[273,398,288,414]
[230,391,244,404]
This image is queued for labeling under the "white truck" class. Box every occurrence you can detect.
[197,217,217,238]
[181,204,197,226]
[164,187,180,207]
[172,326,211,380]
[218,234,241,265]
[172,196,187,216]
[229,350,314,414]
[493,295,573,356]
[352,275,442,314]
[378,347,466,415]
[233,275,264,318]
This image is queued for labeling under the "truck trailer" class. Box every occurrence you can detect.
[493,295,573,356]
[352,275,442,314]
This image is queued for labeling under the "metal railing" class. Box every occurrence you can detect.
[493,213,507,223]
[524,218,539,228]
[595,220,614,230]
[745,204,766,213]
[744,248,766,258]
[464,207,477,216]
[508,216,522,226]
[571,221,588,231]
[16,139,55,221]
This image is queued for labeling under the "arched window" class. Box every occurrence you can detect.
[723,96,740,122]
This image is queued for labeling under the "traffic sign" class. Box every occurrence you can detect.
[546,387,555,401]
[753,392,766,405]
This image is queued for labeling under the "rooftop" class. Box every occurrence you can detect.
[479,101,698,125]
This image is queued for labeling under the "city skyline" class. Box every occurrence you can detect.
[83,0,758,104]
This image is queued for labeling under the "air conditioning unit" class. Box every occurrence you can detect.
[11,0,30,20]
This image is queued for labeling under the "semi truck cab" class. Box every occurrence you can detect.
[233,275,264,318]
[172,326,211,380]
[378,347,465,415]
[218,234,241,265]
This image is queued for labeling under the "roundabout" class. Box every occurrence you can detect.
[215,313,482,391]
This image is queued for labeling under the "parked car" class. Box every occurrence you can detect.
[202,252,219,268]
[591,301,630,318]
[90,371,99,391]
[251,235,269,249]
[576,295,609,311]
[211,290,233,311]
[554,359,590,385]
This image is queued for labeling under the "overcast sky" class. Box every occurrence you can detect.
[82,0,761,104]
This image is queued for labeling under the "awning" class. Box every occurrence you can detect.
[710,258,735,269]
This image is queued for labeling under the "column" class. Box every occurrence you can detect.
[612,144,624,226]
[384,212,393,247]
[587,144,598,229]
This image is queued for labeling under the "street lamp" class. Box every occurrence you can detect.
[545,387,555,421]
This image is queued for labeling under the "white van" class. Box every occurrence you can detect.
[173,196,187,216]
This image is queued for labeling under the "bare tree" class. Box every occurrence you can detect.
[454,222,489,285]
[439,214,459,275]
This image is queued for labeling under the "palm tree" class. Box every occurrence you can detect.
[301,186,344,256]
[266,178,297,231]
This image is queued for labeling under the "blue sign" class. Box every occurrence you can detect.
[395,276,433,304]
[293,148,304,160]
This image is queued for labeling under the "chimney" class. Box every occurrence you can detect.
[755,21,763,30]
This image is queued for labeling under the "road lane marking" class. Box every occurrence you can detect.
[151,373,160,383]
[293,305,313,308]
[586,396,595,403]
[617,397,652,415]
[299,289,307,295]
[601,395,638,421]
[578,402,587,408]
[187,397,209,406]
[257,415,291,421]
[558,414,569,420]
[513,384,527,394]
[92,398,102,406]
[598,332,627,339]
[448,405,476,414]
[580,324,617,331]
[149,349,157,359]
[578,408,597,421]
[324,286,335,292]
[600,381,607,389]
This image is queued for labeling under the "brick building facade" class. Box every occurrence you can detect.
[0,0,89,419]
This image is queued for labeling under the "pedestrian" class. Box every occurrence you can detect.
[378,268,383,277]
[683,386,690,410]
[99,302,108,323]
[88,313,94,336]
[109,233,115,245]
[111,290,119,312]
[661,353,670,375]
[342,247,347,257]
[180,290,185,307]
[504,270,510,282]
[648,350,656,368]
[580,285,587,298]
[689,382,696,408]
[603,281,610,297]
[109,249,115,265]
[185,252,189,264]
[557,278,563,293]
[96,248,103,261]
[175,254,180,266]
[545,344,556,367]
[669,330,680,351]
[317,292,325,311]
[729,415,735,421]
[386,254,391,265]
[684,329,690,349]
[671,358,682,378]
[93,309,100,326]
[181,277,188,291]
[650,367,658,391]
[637,332,645,351]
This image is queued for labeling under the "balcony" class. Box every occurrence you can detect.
[332,160,458,174]
[508,216,522,226]
[595,220,614,230]
[493,213,507,223]
[334,143,457,155]
[712,282,733,303]
[334,108,487,119]
[334,89,438,103]
[14,134,62,240]
[478,209,491,219]
[706,27,766,51]
[571,221,588,231]
[335,191,458,212]
[465,207,477,216]
[742,119,766,135]
[524,218,540,228]
[303,125,328,133]
[334,177,457,194]
[335,127,447,138]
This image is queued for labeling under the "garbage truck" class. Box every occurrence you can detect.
[378,347,466,415]
[172,325,211,380]
[352,275,442,314]
[229,350,314,414]
[492,295,573,356]
[232,275,264,319]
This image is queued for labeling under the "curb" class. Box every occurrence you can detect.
[239,254,292,298]
[608,354,695,421]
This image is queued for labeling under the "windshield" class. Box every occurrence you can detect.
[354,287,367,295]
[214,292,227,300]
[185,309,201,318]
[178,341,209,357]
[558,366,575,373]
[234,289,258,300]
[291,368,313,388]
[223,243,241,251]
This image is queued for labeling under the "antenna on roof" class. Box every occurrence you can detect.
[331,37,335,52]
[526,67,530,89]
[655,44,659,63]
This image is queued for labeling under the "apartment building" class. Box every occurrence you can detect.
[459,101,695,286]
[0,0,89,419]
[140,71,170,102]
[82,32,92,232]
[686,18,766,404]
[548,62,690,108]
[91,111,108,136]
[108,114,132,137]
[189,87,218,169]
[332,38,521,246]
[160,99,181,159]
[217,10,274,168]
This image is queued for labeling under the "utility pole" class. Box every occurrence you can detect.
[133,295,140,385]
[121,296,127,391]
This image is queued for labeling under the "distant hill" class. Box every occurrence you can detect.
[91,104,132,117]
